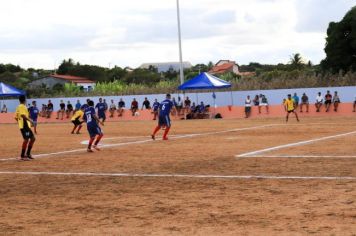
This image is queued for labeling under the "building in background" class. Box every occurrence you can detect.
[209,60,239,75]
[28,74,95,91]
[139,62,192,73]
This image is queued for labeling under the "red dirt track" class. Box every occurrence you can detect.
[0,117,355,235]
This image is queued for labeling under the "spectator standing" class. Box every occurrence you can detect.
[353,95,356,112]
[47,100,53,118]
[66,101,74,118]
[109,99,117,118]
[315,92,323,112]
[29,101,39,134]
[142,97,151,110]
[300,93,309,112]
[177,96,183,115]
[260,95,269,114]
[152,99,160,120]
[56,100,66,120]
[244,95,252,118]
[103,99,108,112]
[1,104,7,113]
[324,90,332,112]
[184,97,191,113]
[117,98,125,117]
[332,91,341,112]
[75,100,81,111]
[292,93,300,109]
[131,98,139,116]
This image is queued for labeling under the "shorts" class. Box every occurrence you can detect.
[87,125,103,138]
[325,100,332,104]
[32,120,37,127]
[158,115,171,127]
[72,119,83,126]
[260,103,268,106]
[20,127,34,140]
[98,113,106,119]
[287,109,295,113]
[245,107,251,112]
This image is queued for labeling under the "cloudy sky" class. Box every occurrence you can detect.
[0,0,354,69]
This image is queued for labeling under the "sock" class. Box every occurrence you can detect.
[88,137,95,149]
[77,125,82,133]
[26,140,35,156]
[21,140,28,157]
[152,126,161,136]
[163,127,170,139]
[94,134,103,146]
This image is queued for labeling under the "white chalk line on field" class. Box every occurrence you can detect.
[249,155,356,159]
[0,124,279,162]
[0,171,354,180]
[236,130,356,158]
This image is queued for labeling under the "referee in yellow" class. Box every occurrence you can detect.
[284,94,300,122]
[14,95,36,160]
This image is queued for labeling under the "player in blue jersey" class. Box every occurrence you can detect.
[28,101,39,134]
[83,100,104,152]
[95,97,106,124]
[152,99,160,120]
[151,94,176,140]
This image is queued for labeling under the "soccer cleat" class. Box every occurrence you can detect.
[26,155,34,160]
[87,148,94,153]
[76,132,80,134]
[151,134,155,140]
[20,157,29,161]
[92,145,101,151]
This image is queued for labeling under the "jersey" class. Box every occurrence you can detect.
[95,103,106,116]
[152,101,160,111]
[71,110,84,121]
[83,107,98,127]
[284,99,295,111]
[28,106,39,121]
[15,104,31,129]
[159,99,174,116]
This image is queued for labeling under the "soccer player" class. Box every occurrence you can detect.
[83,100,104,152]
[71,108,84,134]
[284,94,299,122]
[28,101,39,134]
[151,94,176,140]
[152,99,160,120]
[95,98,106,123]
[14,95,36,160]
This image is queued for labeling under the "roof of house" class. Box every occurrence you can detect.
[209,62,235,74]
[49,74,94,84]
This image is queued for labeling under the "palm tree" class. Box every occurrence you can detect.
[290,53,304,69]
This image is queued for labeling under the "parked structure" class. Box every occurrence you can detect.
[28,74,95,91]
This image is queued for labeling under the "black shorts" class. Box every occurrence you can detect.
[245,107,251,112]
[158,115,171,127]
[20,127,34,140]
[325,100,332,104]
[287,109,295,113]
[72,119,83,126]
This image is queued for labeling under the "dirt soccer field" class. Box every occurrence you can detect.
[0,116,355,235]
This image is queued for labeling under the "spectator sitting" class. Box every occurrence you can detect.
[109,99,117,118]
[333,91,340,112]
[245,95,252,118]
[56,100,65,120]
[152,99,160,120]
[315,92,323,112]
[75,100,81,111]
[300,93,309,112]
[171,97,178,115]
[142,97,151,110]
[131,98,139,116]
[186,102,198,119]
[117,98,125,117]
[353,95,356,112]
[66,101,73,118]
[324,90,332,112]
[47,100,54,118]
[1,104,7,113]
[257,94,263,114]
[292,93,300,109]
[260,95,269,114]
[253,94,259,106]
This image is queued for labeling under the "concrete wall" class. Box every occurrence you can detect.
[28,77,66,89]
[1,85,356,112]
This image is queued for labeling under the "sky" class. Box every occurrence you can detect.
[0,0,354,69]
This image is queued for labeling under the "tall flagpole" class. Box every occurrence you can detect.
[176,0,184,85]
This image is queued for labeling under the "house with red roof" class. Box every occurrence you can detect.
[28,74,96,91]
[209,60,239,75]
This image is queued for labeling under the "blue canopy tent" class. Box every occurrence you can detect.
[0,82,26,111]
[178,72,233,108]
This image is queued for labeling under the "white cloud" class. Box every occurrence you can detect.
[0,0,354,68]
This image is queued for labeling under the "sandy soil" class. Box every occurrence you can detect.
[0,117,355,235]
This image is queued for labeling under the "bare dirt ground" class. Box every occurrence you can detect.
[0,117,355,235]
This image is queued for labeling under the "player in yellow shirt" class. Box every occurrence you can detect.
[14,95,36,160]
[71,107,84,134]
[284,94,300,122]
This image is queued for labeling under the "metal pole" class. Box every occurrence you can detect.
[176,0,184,85]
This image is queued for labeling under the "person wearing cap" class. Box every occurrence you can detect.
[284,94,300,122]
